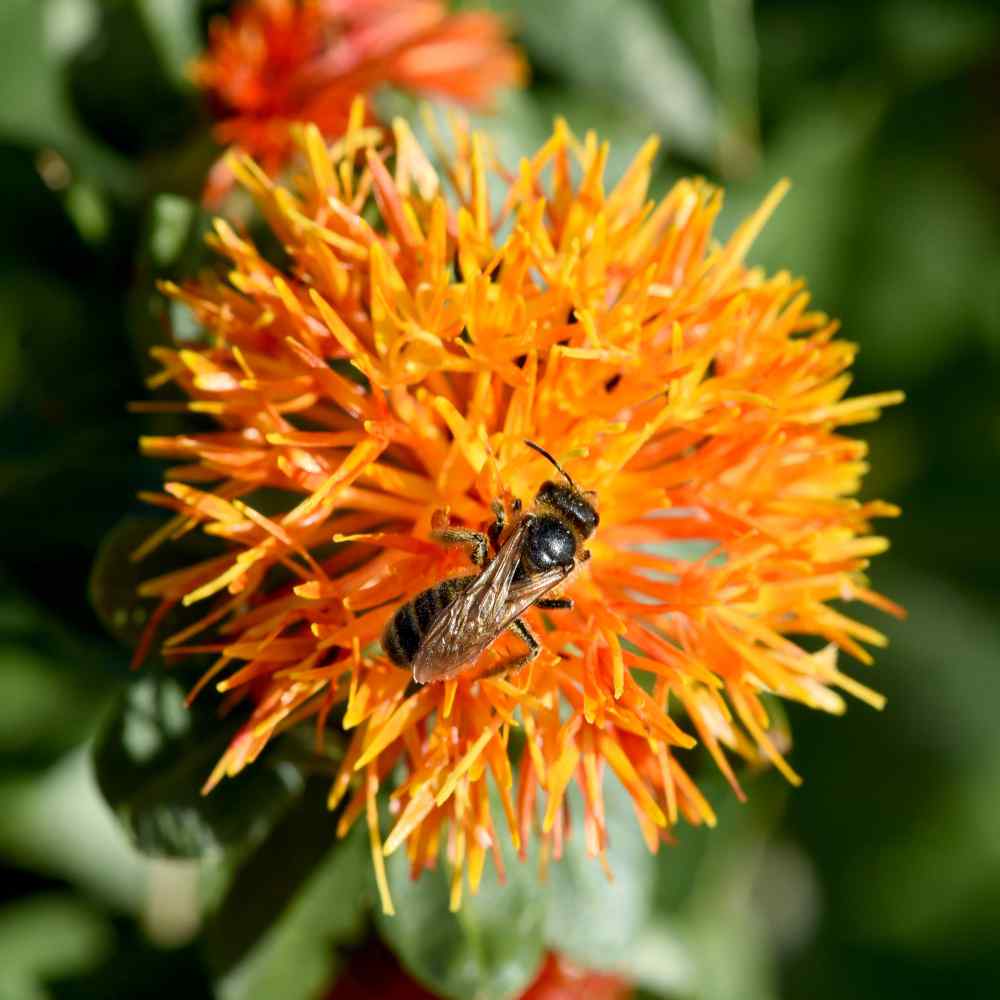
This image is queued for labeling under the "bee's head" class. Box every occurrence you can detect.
[535,480,599,538]
[525,441,600,540]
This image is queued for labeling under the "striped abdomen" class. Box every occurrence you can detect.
[383,575,474,668]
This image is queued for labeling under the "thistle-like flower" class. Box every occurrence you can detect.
[194,0,524,202]
[136,111,902,912]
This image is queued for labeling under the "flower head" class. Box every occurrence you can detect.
[137,111,903,913]
[194,0,524,202]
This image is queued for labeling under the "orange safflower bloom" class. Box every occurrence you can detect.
[136,111,903,913]
[194,0,524,202]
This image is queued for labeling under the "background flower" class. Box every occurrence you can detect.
[194,0,524,201]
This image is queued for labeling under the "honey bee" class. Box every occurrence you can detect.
[382,441,600,684]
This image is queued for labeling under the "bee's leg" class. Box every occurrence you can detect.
[488,498,506,547]
[478,617,540,680]
[535,597,573,610]
[488,497,525,547]
[432,528,489,567]
[508,616,540,657]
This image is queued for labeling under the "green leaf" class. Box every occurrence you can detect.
[368,771,699,999]
[0,270,149,568]
[0,301,20,413]
[63,177,110,244]
[0,894,113,1000]
[705,0,761,175]
[128,193,215,379]
[0,577,121,762]
[87,515,173,653]
[138,190,216,284]
[720,89,886,310]
[377,806,546,1000]
[839,569,1000,954]
[88,514,223,656]
[543,778,655,970]
[147,193,200,269]
[879,0,1000,83]
[495,0,719,162]
[136,0,202,90]
[93,674,304,858]
[655,0,762,176]
[589,770,791,999]
[64,0,201,159]
[215,824,370,1000]
[847,159,998,381]
[0,644,106,759]
[848,764,1000,957]
[206,781,371,1000]
[665,775,788,1000]
[0,0,136,194]
[0,750,147,913]
[869,568,1000,764]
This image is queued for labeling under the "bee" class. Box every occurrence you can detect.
[382,440,600,684]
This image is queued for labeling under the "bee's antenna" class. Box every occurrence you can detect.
[524,439,577,490]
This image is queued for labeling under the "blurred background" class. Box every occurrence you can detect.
[1,1,999,997]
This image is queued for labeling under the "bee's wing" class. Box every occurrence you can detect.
[412,518,532,684]
[496,565,573,629]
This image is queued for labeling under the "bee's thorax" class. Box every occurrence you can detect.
[521,514,575,572]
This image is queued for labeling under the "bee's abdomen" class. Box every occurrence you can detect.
[383,576,472,668]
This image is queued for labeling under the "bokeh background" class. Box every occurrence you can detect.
[2,1,999,997]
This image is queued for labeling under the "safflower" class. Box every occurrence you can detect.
[194,0,524,202]
[134,110,903,913]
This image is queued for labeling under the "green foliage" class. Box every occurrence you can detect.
[0,894,113,999]
[849,158,998,380]
[496,0,719,161]
[542,781,655,968]
[377,773,703,1000]
[0,0,999,997]
[213,832,370,1000]
[0,750,148,913]
[830,570,1000,955]
[88,514,223,656]
[206,784,371,1000]
[878,0,999,83]
[135,0,203,89]
[378,815,548,1000]
[0,0,136,193]
[0,643,104,761]
[0,579,121,769]
[93,675,304,858]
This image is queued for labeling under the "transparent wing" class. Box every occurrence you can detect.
[412,518,532,683]
[496,565,572,629]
